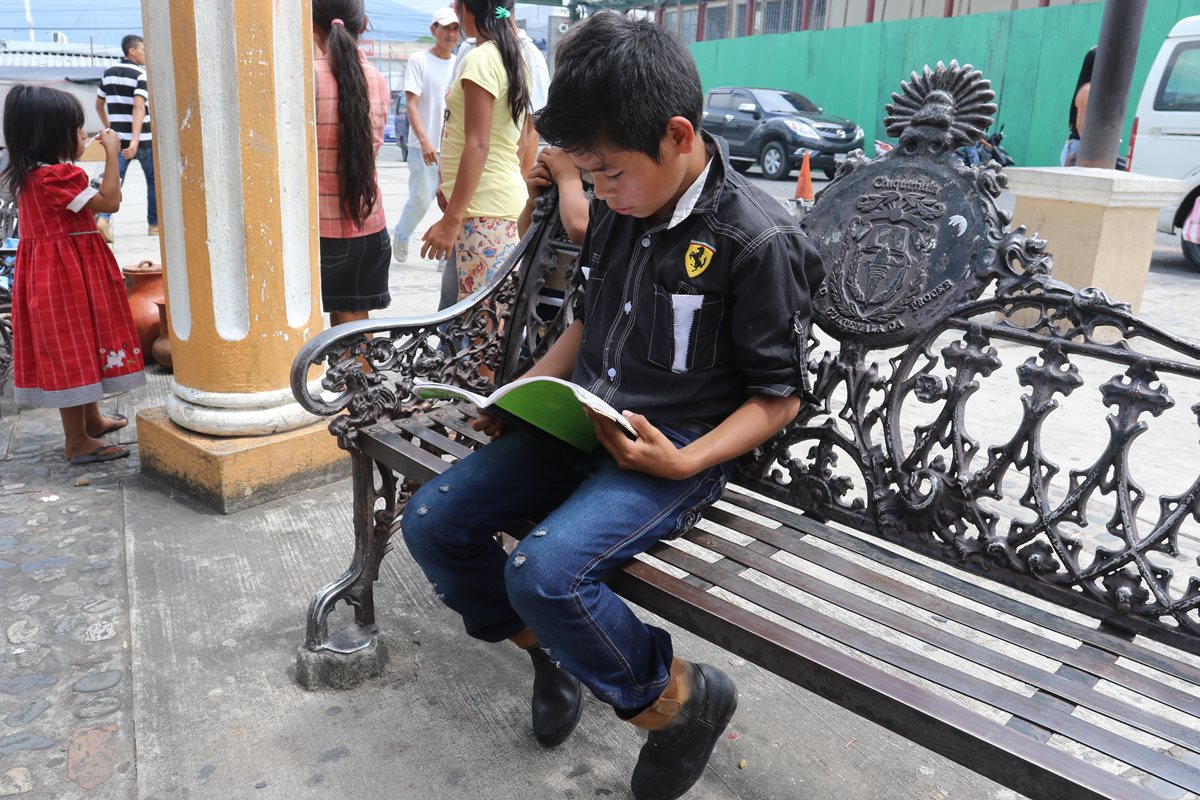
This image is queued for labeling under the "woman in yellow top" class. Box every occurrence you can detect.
[420,0,530,302]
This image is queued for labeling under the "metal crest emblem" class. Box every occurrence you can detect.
[803,61,1003,347]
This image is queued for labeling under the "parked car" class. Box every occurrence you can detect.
[1130,15,1200,269]
[388,93,410,160]
[703,86,863,180]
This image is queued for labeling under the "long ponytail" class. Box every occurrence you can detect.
[463,0,529,126]
[313,0,376,227]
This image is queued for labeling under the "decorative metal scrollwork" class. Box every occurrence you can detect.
[737,61,1200,647]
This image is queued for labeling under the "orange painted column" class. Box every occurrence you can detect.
[143,0,322,436]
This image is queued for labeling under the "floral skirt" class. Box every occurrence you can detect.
[453,216,520,302]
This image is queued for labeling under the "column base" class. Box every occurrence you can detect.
[137,406,348,514]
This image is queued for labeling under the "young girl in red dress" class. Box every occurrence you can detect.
[2,85,145,464]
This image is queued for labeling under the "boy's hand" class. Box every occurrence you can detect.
[525,160,553,198]
[470,410,506,439]
[587,410,696,480]
[537,147,576,182]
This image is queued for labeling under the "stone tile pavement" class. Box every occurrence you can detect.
[2,155,1200,799]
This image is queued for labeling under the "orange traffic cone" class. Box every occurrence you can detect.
[794,151,814,203]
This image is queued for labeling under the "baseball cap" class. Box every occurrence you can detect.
[432,7,459,27]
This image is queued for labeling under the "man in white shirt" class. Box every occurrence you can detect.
[393,7,459,264]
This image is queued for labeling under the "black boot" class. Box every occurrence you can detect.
[528,646,583,747]
[628,660,738,800]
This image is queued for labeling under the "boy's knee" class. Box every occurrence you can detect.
[503,542,574,611]
[399,481,451,552]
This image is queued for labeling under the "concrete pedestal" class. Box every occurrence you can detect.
[138,407,347,514]
[1006,167,1183,312]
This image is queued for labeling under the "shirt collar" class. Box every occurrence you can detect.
[667,149,713,230]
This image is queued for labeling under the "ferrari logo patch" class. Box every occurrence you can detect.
[685,240,715,278]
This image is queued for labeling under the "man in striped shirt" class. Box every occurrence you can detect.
[94,34,157,241]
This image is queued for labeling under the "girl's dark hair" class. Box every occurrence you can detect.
[1,84,85,198]
[460,0,529,125]
[1069,46,1096,135]
[313,0,377,226]
[535,14,702,161]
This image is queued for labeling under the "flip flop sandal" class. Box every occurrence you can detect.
[94,413,129,437]
[68,445,130,466]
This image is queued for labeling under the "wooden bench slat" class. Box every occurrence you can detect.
[609,557,1162,800]
[677,525,1200,755]
[723,490,1200,682]
[358,426,452,484]
[394,420,478,461]
[705,504,1200,716]
[643,542,1200,795]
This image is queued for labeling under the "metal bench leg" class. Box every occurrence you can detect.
[296,452,404,689]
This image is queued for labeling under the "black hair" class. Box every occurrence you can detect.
[1,84,85,198]
[121,34,143,56]
[458,0,529,125]
[313,0,377,227]
[535,13,702,161]
[1069,46,1096,134]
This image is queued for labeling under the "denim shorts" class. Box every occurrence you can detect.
[319,228,392,312]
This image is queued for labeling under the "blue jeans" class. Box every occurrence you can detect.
[393,151,439,243]
[99,141,157,225]
[400,424,730,712]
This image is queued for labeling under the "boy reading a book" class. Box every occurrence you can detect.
[400,13,824,800]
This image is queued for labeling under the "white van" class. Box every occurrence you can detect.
[1131,15,1200,268]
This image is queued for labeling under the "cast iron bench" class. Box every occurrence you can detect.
[291,63,1200,800]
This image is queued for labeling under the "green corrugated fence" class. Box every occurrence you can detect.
[691,1,1200,166]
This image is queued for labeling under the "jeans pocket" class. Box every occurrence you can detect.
[319,238,351,270]
[665,473,727,540]
[648,288,725,373]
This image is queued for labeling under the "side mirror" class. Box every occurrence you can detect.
[737,102,757,114]
[819,107,824,113]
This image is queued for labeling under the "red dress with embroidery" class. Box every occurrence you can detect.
[10,163,145,408]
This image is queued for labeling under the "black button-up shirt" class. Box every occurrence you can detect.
[571,134,825,424]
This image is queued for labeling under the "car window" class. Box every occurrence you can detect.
[1156,42,1200,112]
[707,92,732,111]
[753,89,819,114]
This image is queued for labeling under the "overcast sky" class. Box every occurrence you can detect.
[0,1,566,48]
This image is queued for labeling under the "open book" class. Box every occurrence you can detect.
[413,376,639,452]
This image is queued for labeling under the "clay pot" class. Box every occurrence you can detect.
[151,300,173,371]
[122,260,164,365]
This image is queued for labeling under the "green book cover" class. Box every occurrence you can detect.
[413,376,638,452]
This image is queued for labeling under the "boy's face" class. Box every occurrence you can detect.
[567,120,700,222]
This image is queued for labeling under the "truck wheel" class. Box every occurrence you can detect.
[760,141,789,181]
[1183,236,1200,271]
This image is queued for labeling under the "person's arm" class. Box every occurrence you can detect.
[420,79,494,261]
[123,96,146,160]
[1075,83,1090,136]
[592,394,800,480]
[518,115,537,179]
[405,91,436,165]
[518,148,589,243]
[85,129,123,214]
[94,96,109,130]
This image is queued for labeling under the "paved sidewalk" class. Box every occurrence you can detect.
[2,157,1200,800]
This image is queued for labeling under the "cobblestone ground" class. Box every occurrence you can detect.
[0,410,141,799]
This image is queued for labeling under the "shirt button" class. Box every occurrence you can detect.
[624,302,632,314]
[641,237,651,248]
[607,368,617,379]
